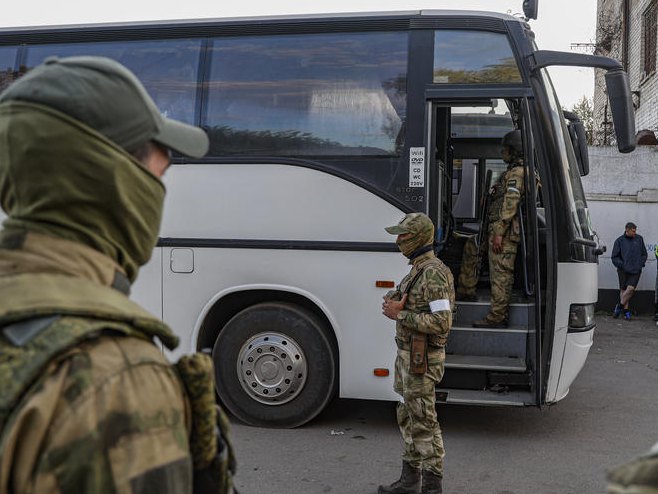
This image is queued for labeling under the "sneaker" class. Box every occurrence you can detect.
[612,304,622,319]
[624,310,631,321]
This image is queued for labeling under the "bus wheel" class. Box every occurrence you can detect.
[212,302,336,428]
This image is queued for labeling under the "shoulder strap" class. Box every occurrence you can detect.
[404,257,437,295]
[0,315,143,438]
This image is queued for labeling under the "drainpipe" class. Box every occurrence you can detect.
[623,0,630,71]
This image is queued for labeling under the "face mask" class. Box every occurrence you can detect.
[397,232,432,258]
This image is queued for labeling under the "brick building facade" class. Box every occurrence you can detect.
[594,0,658,144]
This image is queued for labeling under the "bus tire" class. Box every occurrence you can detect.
[212,301,336,428]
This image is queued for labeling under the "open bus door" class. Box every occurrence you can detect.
[427,97,540,406]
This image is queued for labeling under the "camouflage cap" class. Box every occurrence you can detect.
[0,55,208,158]
[385,212,434,236]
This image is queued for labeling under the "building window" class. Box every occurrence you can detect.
[642,0,657,77]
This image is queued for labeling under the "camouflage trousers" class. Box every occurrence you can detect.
[457,234,518,322]
[393,346,445,476]
[456,235,485,297]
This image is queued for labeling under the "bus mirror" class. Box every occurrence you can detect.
[529,51,636,154]
[523,0,539,20]
[563,111,589,176]
[605,69,636,153]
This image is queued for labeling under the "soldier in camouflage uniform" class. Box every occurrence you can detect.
[380,213,454,494]
[456,129,527,328]
[0,57,235,493]
[607,441,658,493]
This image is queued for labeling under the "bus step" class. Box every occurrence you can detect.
[445,354,526,372]
[447,326,528,359]
[435,388,534,406]
[454,300,534,327]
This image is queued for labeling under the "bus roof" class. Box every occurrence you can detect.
[0,9,525,36]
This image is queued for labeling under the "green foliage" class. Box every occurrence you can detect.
[571,96,594,144]
[433,58,522,84]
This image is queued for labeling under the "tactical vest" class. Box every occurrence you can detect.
[0,272,176,436]
[0,272,236,493]
[488,163,523,224]
[397,256,453,348]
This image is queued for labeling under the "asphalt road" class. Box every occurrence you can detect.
[229,315,658,494]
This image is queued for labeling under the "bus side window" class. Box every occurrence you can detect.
[0,46,19,92]
[22,39,203,127]
[202,32,409,158]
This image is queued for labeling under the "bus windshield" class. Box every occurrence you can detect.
[540,68,593,241]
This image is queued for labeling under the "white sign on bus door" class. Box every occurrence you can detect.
[409,147,425,188]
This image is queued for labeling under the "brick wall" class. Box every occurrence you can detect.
[593,0,658,143]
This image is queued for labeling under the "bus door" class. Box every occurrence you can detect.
[425,96,541,406]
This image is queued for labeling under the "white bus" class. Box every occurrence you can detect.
[0,2,635,427]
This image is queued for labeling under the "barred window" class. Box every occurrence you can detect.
[643,0,657,76]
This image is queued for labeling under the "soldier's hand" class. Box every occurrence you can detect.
[491,234,503,254]
[383,294,407,320]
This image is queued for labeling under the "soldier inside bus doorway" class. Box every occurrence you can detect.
[455,129,527,329]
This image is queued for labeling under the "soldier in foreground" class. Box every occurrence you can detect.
[380,213,454,494]
[456,129,528,329]
[0,56,235,493]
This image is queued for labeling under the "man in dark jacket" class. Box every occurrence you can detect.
[611,222,647,321]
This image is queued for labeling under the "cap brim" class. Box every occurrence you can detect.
[385,225,408,234]
[154,118,209,158]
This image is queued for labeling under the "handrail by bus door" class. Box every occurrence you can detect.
[518,201,534,297]
[523,99,543,408]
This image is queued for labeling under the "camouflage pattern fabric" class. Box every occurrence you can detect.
[607,443,658,494]
[456,235,485,298]
[175,354,218,470]
[176,354,237,494]
[395,253,455,347]
[457,161,526,322]
[487,235,519,322]
[0,237,200,494]
[489,161,526,240]
[0,326,193,494]
[392,251,454,477]
[394,346,446,476]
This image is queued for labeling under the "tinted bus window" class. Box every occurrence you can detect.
[0,47,18,92]
[205,32,408,157]
[433,31,522,84]
[24,40,202,124]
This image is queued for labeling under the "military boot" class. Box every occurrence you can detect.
[378,461,421,494]
[420,470,443,494]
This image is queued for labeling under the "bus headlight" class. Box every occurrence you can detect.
[568,303,595,332]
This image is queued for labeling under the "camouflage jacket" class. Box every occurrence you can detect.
[489,161,526,241]
[0,233,195,494]
[393,251,455,347]
[607,442,658,493]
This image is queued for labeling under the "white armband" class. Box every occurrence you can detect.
[429,299,451,313]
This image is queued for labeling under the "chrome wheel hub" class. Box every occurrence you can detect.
[237,332,307,405]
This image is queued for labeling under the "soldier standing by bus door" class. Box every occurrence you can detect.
[456,129,528,329]
[380,213,454,494]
